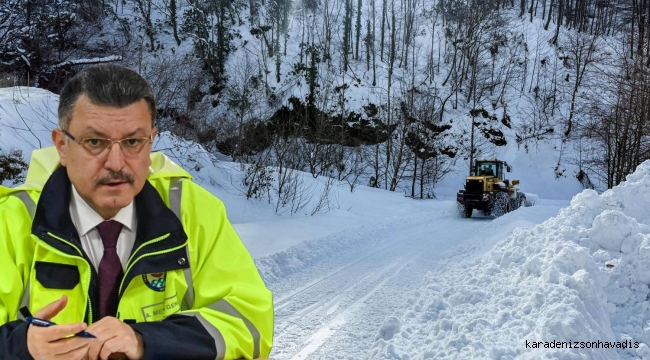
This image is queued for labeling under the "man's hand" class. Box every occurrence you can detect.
[86,317,145,360]
[27,295,92,360]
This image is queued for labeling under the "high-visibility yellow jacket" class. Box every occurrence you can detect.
[0,147,273,360]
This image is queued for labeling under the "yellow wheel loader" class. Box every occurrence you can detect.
[456,159,526,218]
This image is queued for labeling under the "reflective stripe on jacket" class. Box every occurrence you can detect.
[0,146,273,360]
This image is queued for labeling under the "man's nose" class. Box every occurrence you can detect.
[104,143,126,172]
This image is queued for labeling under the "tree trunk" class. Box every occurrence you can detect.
[372,0,377,85]
[544,0,554,30]
[411,155,417,198]
[385,3,396,189]
[170,0,181,45]
[419,157,425,199]
[551,0,563,44]
[380,0,387,62]
[356,0,362,60]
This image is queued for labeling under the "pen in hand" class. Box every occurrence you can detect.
[25,316,96,338]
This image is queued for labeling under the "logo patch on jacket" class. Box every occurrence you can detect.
[142,272,166,292]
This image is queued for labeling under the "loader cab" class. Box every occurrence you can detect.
[475,160,503,178]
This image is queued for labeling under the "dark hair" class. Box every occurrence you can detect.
[58,64,156,130]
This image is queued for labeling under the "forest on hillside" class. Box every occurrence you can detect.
[1,0,649,205]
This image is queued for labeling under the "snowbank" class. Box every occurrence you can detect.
[369,161,650,360]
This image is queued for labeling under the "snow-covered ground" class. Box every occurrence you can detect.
[267,201,568,359]
[2,87,649,359]
[368,163,650,360]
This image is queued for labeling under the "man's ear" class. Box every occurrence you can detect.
[52,129,67,167]
[147,127,158,167]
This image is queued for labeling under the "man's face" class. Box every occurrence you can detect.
[53,94,157,219]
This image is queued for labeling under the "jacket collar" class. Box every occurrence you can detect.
[32,166,187,256]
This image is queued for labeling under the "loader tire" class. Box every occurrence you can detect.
[457,203,473,218]
[492,192,510,217]
[510,192,525,211]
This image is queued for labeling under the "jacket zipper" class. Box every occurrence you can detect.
[36,233,94,324]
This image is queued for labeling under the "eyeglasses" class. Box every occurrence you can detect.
[61,129,153,157]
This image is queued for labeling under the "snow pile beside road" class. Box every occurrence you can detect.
[369,161,650,360]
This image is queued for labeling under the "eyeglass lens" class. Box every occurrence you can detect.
[81,138,150,156]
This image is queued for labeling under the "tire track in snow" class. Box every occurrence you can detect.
[274,257,407,339]
[273,240,404,312]
[288,261,410,360]
[269,207,492,360]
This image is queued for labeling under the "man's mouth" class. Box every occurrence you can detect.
[96,171,135,187]
[103,182,127,188]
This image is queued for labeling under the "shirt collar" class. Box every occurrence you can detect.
[70,185,136,236]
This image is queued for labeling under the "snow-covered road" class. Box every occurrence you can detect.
[267,204,564,359]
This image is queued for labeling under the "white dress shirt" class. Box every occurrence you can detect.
[69,185,137,271]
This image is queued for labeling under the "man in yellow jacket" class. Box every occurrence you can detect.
[0,65,273,359]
